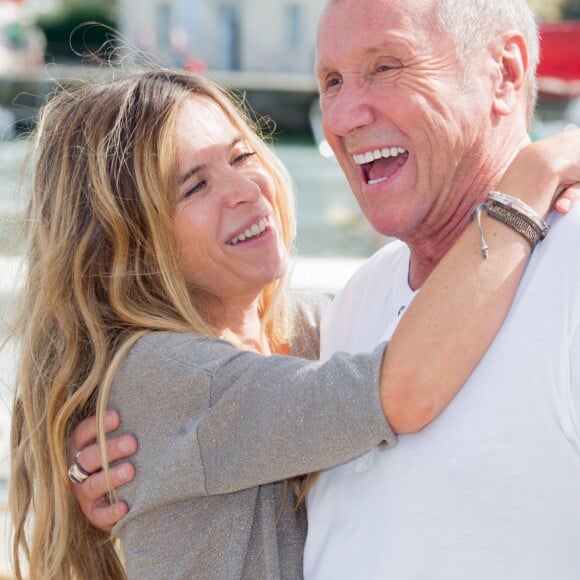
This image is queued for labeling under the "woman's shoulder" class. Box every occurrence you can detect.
[290,290,333,320]
[109,332,244,415]
[288,291,333,360]
[121,331,242,375]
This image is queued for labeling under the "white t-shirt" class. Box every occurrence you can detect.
[304,207,580,579]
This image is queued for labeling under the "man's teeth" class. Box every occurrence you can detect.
[229,218,266,245]
[353,147,407,165]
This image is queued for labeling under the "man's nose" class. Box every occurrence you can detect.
[322,82,375,138]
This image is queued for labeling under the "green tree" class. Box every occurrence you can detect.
[36,4,118,63]
[562,0,580,18]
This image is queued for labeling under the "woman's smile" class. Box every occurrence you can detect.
[227,216,268,245]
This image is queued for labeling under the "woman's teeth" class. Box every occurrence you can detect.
[353,147,407,165]
[229,218,267,245]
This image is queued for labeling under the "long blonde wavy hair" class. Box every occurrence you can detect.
[9,69,296,580]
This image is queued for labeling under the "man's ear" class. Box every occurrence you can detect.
[491,32,528,117]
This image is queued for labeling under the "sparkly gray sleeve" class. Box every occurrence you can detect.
[108,332,393,500]
[199,341,394,494]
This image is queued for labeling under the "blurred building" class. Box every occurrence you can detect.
[116,0,326,74]
[114,0,575,76]
[7,0,573,76]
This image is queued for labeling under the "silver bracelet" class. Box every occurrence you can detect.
[471,191,550,258]
[488,191,550,241]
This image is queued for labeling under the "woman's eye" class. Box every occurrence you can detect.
[183,180,206,198]
[233,151,256,165]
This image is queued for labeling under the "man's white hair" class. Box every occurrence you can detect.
[434,0,540,123]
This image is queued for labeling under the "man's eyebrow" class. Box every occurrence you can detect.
[315,45,399,79]
[178,136,244,186]
[315,63,332,78]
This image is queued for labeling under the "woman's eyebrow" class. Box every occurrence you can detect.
[178,136,244,185]
[179,164,203,186]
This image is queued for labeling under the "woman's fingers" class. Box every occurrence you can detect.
[66,409,137,531]
[555,183,580,214]
[76,434,138,475]
[86,500,129,534]
[67,410,121,464]
[71,461,135,531]
[67,409,137,474]
[76,461,135,502]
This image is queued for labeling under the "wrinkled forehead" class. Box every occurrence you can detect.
[318,0,437,34]
[316,0,440,68]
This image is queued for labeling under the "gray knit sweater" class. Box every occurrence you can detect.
[110,292,394,579]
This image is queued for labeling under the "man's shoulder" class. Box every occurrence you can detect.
[321,240,409,330]
[536,205,580,266]
[335,239,408,297]
[548,204,580,240]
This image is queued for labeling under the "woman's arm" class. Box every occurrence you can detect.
[382,131,580,433]
[284,133,575,441]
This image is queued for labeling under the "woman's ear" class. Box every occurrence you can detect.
[491,32,528,117]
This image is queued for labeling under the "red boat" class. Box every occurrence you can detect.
[532,21,580,138]
[537,21,580,98]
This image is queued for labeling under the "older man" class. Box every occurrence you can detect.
[304,0,580,578]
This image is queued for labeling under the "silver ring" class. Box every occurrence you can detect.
[68,452,89,485]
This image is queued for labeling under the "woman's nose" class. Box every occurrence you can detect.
[224,168,265,207]
[222,169,262,207]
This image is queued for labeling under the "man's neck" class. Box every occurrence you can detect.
[406,135,530,289]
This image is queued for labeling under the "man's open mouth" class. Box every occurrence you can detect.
[353,147,408,185]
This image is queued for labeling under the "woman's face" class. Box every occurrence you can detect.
[173,96,288,305]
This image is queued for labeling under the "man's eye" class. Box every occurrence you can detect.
[328,77,342,87]
[321,75,342,95]
[374,60,402,74]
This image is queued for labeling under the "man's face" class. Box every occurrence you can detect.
[315,0,493,241]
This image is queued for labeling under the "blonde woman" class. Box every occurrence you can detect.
[10,68,580,580]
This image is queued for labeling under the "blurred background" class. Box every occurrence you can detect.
[0,0,579,576]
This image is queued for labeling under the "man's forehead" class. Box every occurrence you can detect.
[318,0,438,34]
[316,0,439,58]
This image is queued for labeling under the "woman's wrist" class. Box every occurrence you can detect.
[471,190,549,258]
[495,141,560,218]
[498,128,580,217]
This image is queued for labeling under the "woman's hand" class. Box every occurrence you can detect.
[553,126,580,213]
[555,184,580,214]
[497,129,580,217]
[67,410,137,532]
